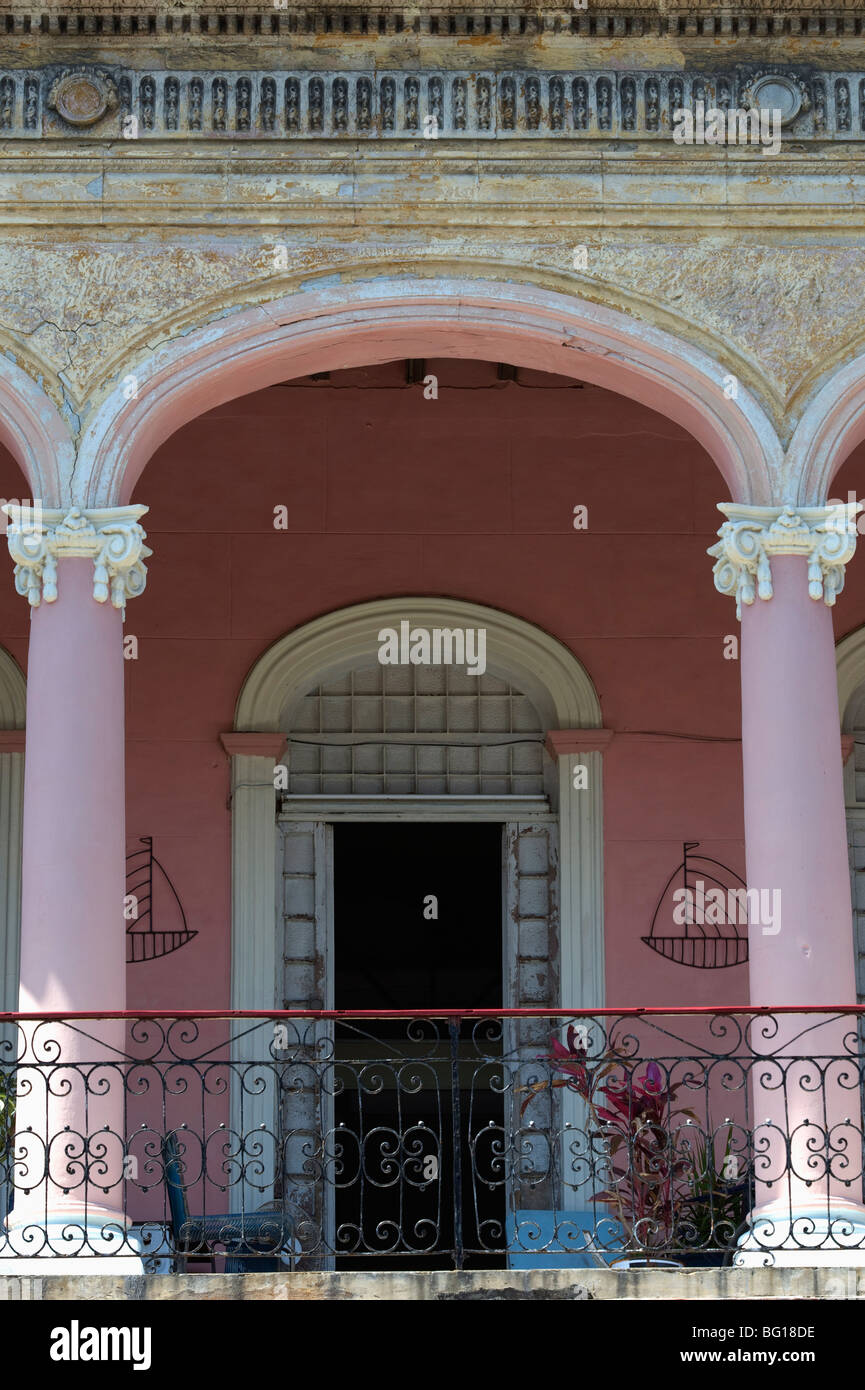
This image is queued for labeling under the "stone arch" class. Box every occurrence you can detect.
[75,275,783,508]
[0,355,73,507]
[786,349,865,506]
[837,624,865,733]
[0,645,25,731]
[236,596,602,733]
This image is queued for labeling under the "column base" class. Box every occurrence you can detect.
[0,1208,146,1274]
[734,1199,865,1267]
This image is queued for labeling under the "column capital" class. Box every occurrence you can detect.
[2,505,151,616]
[708,502,858,620]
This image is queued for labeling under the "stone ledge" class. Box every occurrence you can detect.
[1,1267,863,1300]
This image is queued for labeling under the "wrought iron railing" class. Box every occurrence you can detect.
[1,1008,864,1269]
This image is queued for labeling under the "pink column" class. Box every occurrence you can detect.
[19,558,126,1015]
[738,551,865,1261]
[742,555,856,1008]
[3,505,149,1270]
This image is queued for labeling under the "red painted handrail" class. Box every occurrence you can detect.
[0,1005,863,1021]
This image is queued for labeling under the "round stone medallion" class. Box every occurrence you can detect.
[742,74,807,126]
[48,71,115,127]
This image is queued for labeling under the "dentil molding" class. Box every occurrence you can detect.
[2,504,151,615]
[1,5,863,42]
[708,503,859,620]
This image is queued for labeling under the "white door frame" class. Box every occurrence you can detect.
[278,801,556,1264]
[226,599,607,1215]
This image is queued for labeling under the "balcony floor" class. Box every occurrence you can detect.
[0,1266,862,1301]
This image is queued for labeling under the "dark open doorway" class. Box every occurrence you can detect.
[334,822,503,1011]
[332,822,506,1269]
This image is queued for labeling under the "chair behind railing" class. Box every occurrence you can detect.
[161,1131,298,1273]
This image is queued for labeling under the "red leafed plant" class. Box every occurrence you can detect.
[520,1025,697,1251]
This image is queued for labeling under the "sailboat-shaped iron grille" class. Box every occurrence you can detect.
[125,837,198,964]
[641,841,749,970]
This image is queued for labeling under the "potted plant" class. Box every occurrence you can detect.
[521,1026,747,1267]
[589,1058,690,1266]
[674,1126,751,1266]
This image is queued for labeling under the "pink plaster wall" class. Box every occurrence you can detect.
[5,359,865,1012]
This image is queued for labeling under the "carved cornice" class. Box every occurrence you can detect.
[2,504,151,615]
[2,6,865,43]
[708,503,859,620]
[2,65,861,140]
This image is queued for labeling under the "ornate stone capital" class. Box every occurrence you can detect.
[708,503,858,620]
[2,505,151,616]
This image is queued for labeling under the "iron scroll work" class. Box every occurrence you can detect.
[642,841,749,970]
[1,1008,863,1268]
[125,837,197,964]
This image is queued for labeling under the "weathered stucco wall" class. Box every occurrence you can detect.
[2,7,865,467]
[1,155,864,448]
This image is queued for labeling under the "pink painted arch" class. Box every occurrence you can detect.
[0,355,73,506]
[785,348,865,505]
[76,276,782,507]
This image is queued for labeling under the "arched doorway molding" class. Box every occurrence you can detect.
[236,596,602,733]
[76,274,782,507]
[837,624,865,734]
[226,598,606,1168]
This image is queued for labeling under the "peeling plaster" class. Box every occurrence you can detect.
[1,236,863,449]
